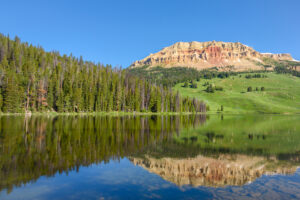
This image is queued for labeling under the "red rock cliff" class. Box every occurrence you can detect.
[130,41,295,71]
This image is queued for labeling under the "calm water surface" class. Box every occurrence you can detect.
[0,115,299,200]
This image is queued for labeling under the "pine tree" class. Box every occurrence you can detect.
[134,80,140,112]
[3,73,22,112]
[149,88,157,112]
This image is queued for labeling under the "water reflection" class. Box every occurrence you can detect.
[0,114,299,199]
[0,115,205,193]
[130,154,297,187]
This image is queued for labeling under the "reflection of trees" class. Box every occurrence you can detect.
[174,115,300,157]
[0,115,206,193]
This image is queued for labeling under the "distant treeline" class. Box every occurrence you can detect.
[0,34,205,113]
[263,57,300,77]
[128,66,239,86]
[245,74,267,79]
[274,65,300,77]
[129,60,300,87]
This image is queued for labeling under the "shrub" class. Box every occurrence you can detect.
[203,82,210,86]
[191,83,198,88]
[247,87,252,92]
[206,105,210,111]
[215,86,223,91]
[205,84,215,93]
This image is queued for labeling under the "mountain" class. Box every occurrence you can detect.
[130,41,296,71]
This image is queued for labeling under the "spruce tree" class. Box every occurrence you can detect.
[3,73,22,112]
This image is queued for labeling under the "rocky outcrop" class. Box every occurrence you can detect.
[130,41,295,71]
[130,154,298,187]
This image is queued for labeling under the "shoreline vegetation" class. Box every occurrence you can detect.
[0,111,199,116]
[0,110,298,116]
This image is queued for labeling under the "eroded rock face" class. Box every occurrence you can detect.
[130,154,298,187]
[130,41,294,71]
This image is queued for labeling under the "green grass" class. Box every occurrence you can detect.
[174,73,300,114]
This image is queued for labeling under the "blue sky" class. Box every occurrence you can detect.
[1,0,299,67]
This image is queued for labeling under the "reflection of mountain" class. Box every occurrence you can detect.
[130,155,298,187]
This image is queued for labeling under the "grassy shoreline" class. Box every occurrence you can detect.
[0,111,298,116]
[0,111,200,116]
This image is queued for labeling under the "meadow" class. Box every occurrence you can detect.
[174,73,300,114]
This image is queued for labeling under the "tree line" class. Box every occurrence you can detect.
[0,34,206,113]
[263,57,300,78]
[274,64,300,77]
[128,66,239,87]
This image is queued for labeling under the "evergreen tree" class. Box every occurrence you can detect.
[3,73,22,112]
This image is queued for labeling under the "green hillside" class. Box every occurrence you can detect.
[174,73,300,114]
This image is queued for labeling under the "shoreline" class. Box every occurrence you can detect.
[0,111,198,116]
[0,111,298,116]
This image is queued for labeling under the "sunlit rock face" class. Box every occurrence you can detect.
[130,154,298,187]
[130,41,294,71]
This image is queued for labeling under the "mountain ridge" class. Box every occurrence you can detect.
[130,41,296,71]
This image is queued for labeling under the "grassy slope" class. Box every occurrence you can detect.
[174,73,300,114]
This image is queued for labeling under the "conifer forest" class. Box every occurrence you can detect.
[0,34,206,113]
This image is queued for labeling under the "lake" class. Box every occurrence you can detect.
[0,114,299,200]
